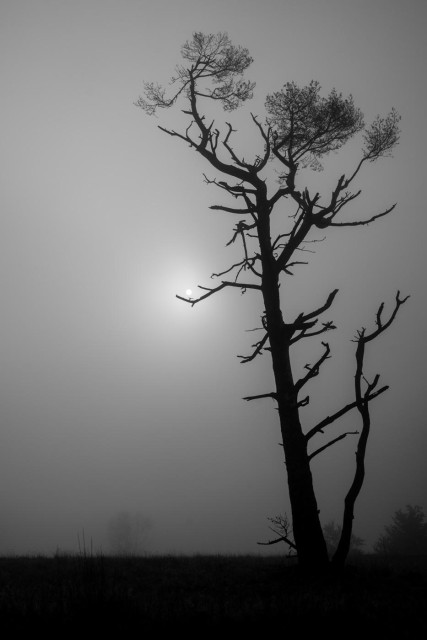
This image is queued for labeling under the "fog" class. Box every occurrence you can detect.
[1,0,426,556]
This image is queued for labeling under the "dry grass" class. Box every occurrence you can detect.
[0,554,426,635]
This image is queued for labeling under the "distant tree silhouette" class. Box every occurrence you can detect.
[323,521,364,558]
[374,505,427,556]
[107,511,152,556]
[137,32,407,570]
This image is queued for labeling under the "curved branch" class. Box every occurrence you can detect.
[176,279,262,306]
[293,289,339,327]
[363,290,410,343]
[222,122,254,170]
[238,332,269,363]
[332,291,408,568]
[327,203,396,227]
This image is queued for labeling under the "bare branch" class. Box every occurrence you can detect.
[158,124,198,148]
[257,515,297,550]
[305,385,388,441]
[290,320,337,344]
[238,332,269,363]
[176,282,228,305]
[295,342,331,392]
[243,392,277,402]
[283,260,308,275]
[293,289,339,327]
[176,279,262,306]
[363,290,410,343]
[209,204,253,214]
[250,113,271,172]
[210,279,261,292]
[308,431,359,461]
[226,221,257,246]
[211,258,248,279]
[257,536,296,548]
[296,289,339,322]
[328,203,396,227]
[274,213,312,274]
[312,189,363,228]
[222,122,254,169]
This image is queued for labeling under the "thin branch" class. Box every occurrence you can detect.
[250,113,271,173]
[222,122,253,169]
[209,204,253,214]
[295,342,331,392]
[293,289,339,326]
[327,203,396,227]
[257,536,296,549]
[158,124,198,148]
[283,260,308,275]
[210,279,261,291]
[176,280,262,306]
[305,385,388,441]
[226,221,257,246]
[211,258,248,279]
[239,226,263,278]
[203,174,257,197]
[243,392,277,402]
[363,290,410,343]
[238,332,269,363]
[257,515,297,550]
[308,431,359,461]
[290,321,337,344]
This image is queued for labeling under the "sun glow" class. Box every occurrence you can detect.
[185,289,193,297]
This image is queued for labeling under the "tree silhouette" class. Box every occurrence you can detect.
[323,521,364,558]
[107,511,152,556]
[374,505,427,556]
[137,32,408,569]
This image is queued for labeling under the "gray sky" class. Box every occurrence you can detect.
[1,0,426,555]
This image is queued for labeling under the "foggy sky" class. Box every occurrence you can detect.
[1,0,426,556]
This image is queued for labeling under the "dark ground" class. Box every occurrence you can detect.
[0,554,426,636]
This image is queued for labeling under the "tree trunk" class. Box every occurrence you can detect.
[332,401,370,568]
[259,211,328,569]
[274,337,329,568]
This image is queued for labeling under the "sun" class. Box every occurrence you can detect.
[185,288,193,297]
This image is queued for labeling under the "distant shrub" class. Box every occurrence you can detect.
[374,505,427,556]
[107,511,152,556]
[322,520,365,558]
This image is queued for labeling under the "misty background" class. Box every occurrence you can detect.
[1,0,426,556]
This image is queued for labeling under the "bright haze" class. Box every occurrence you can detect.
[1,0,426,555]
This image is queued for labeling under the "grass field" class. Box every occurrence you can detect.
[0,553,426,635]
